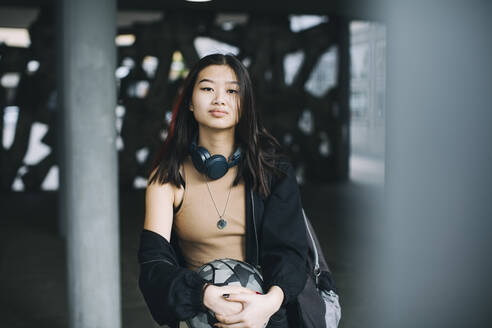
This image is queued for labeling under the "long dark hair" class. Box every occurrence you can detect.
[148,53,286,198]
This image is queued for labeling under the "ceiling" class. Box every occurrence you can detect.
[0,0,384,28]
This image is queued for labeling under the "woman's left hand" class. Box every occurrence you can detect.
[214,286,284,328]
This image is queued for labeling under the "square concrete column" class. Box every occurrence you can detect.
[57,0,121,327]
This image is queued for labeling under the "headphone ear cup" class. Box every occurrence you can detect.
[205,155,229,180]
[191,146,210,173]
[228,147,242,167]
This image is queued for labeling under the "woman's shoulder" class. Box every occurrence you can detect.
[146,176,177,202]
[272,156,295,180]
[148,156,188,187]
[274,157,294,172]
[146,165,185,203]
[261,157,298,198]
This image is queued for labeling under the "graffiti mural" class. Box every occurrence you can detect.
[0,8,350,192]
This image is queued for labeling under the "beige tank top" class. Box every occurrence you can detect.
[173,156,246,271]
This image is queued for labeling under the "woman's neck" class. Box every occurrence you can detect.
[197,126,236,159]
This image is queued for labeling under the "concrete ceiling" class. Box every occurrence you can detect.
[0,0,383,28]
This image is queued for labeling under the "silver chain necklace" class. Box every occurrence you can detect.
[205,178,233,230]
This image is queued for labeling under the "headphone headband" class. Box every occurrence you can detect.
[189,134,241,180]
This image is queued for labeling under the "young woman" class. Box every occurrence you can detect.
[138,53,308,328]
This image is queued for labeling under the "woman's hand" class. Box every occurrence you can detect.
[203,285,254,316]
[214,286,284,328]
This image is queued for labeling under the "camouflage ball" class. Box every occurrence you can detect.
[184,258,264,328]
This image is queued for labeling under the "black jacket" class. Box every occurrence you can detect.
[138,161,308,327]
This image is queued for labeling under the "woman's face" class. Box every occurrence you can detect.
[190,64,241,131]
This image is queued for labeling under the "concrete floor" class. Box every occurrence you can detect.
[0,156,383,328]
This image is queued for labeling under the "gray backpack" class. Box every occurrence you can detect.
[297,209,341,328]
[249,189,341,327]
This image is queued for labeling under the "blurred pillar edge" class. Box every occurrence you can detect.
[57,0,122,327]
[366,2,492,328]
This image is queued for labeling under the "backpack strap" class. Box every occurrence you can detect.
[302,208,321,284]
[249,189,260,270]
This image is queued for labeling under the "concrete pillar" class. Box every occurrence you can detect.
[366,2,492,327]
[58,0,121,327]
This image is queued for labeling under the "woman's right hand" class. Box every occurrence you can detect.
[203,285,254,316]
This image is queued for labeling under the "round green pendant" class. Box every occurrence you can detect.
[217,218,227,229]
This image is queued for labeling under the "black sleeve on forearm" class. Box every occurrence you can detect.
[138,229,207,326]
[260,162,308,305]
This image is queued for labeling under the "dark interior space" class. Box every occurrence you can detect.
[2,1,491,328]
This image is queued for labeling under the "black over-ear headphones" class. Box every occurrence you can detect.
[189,135,242,180]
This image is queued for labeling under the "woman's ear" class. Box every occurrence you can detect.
[189,104,194,112]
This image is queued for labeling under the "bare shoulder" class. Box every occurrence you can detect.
[143,169,181,242]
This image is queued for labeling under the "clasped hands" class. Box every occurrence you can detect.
[203,284,284,328]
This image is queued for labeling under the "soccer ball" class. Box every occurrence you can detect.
[184,258,264,328]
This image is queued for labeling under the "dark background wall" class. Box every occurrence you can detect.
[0,6,356,192]
[2,1,492,328]
[0,4,377,328]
